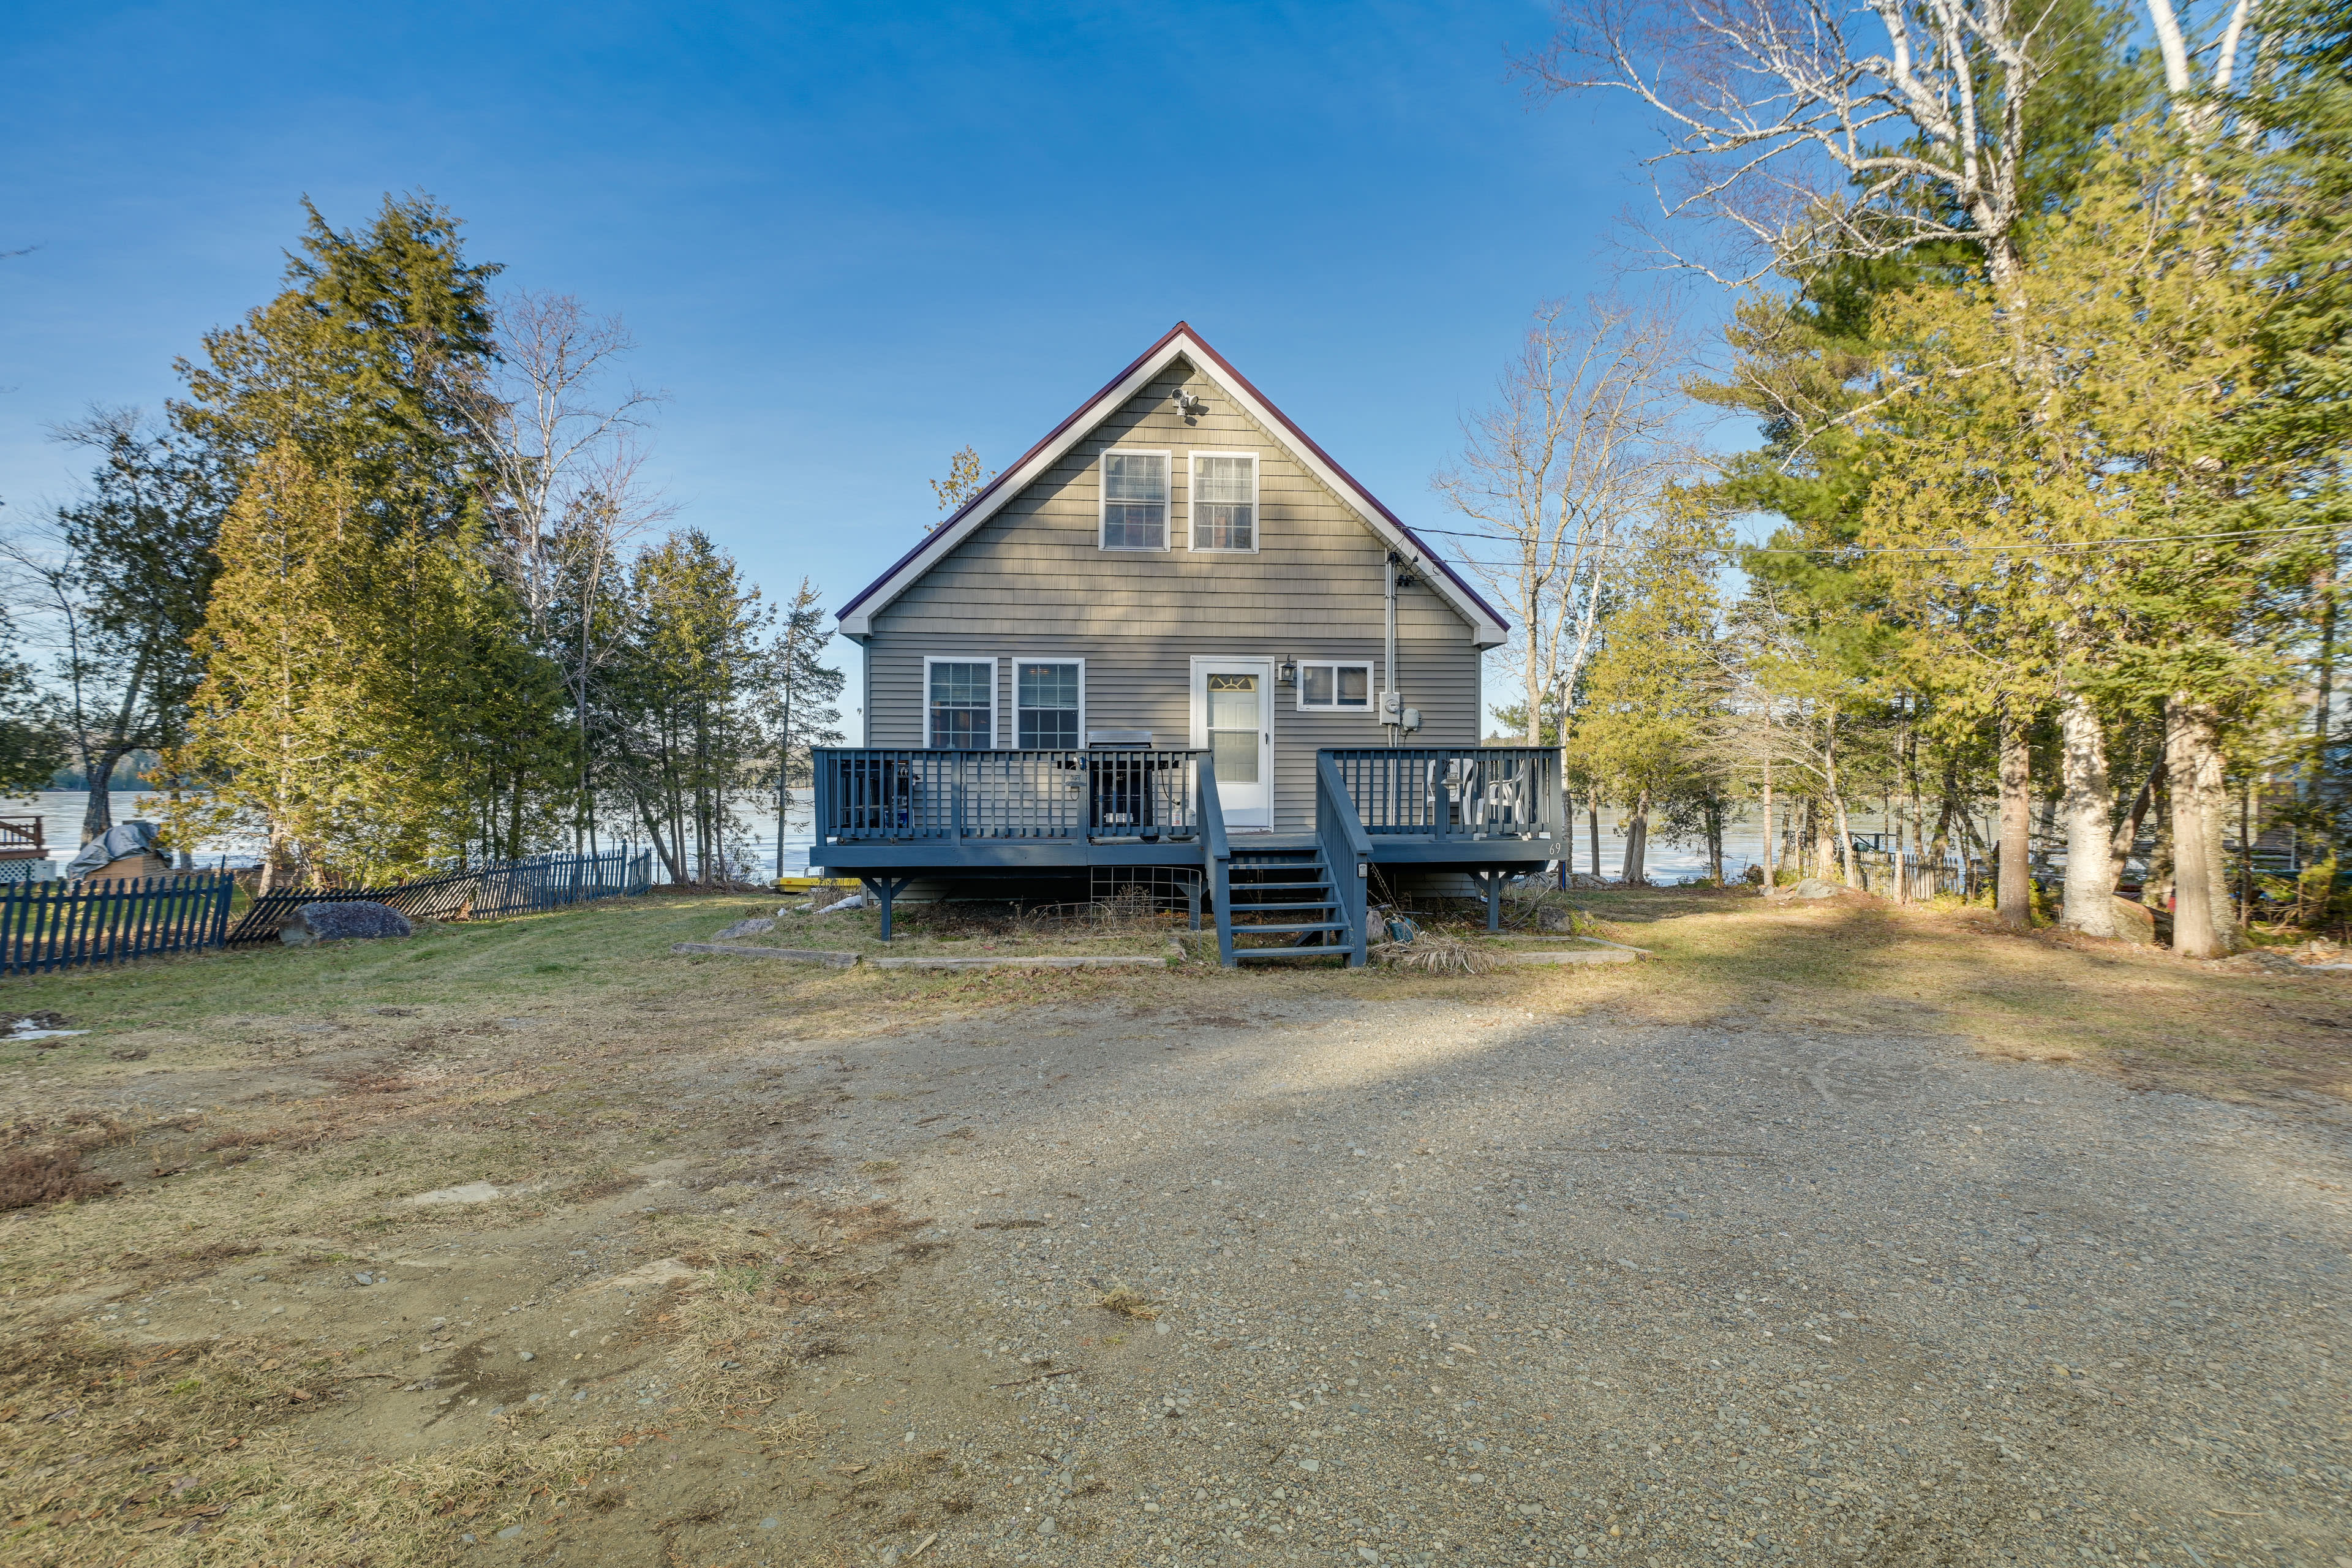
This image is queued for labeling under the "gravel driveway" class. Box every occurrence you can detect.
[775,989,2352,1568]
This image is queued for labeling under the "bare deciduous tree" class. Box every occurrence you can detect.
[1529,0,2269,949]
[1433,298,1697,761]
[458,291,671,847]
[1526,0,2058,289]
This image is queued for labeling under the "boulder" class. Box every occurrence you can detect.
[281,902,413,946]
[2109,895,2157,946]
[714,916,777,940]
[1779,876,1842,899]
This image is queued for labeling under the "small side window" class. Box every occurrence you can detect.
[1297,662,1373,710]
[1101,451,1169,549]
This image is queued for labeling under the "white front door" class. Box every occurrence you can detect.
[1191,658,1273,829]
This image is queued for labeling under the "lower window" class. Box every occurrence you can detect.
[1297,662,1373,710]
[927,660,994,748]
[1017,661,1082,748]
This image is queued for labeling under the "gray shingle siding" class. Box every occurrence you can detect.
[859,359,1485,832]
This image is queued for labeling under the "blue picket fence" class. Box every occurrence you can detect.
[224,848,656,946]
[0,850,654,973]
[0,873,237,976]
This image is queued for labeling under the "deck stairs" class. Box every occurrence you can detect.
[1215,841,1352,963]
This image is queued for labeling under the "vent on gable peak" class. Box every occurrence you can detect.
[1172,388,1207,420]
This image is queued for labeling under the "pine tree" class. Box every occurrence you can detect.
[171,195,564,877]
[1572,494,1730,883]
[761,576,844,877]
[164,447,372,890]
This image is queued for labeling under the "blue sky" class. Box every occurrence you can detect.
[1,0,1721,739]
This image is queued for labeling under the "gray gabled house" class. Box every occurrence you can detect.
[813,323,1566,964]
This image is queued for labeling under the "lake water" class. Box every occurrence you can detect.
[1,790,822,878]
[3,788,1981,884]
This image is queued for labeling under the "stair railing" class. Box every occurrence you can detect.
[1315,753,1373,967]
[1198,752,1235,967]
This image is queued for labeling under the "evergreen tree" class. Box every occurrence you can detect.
[45,413,224,842]
[170,195,566,877]
[1572,495,1730,883]
[0,606,66,795]
[164,447,372,890]
[600,530,774,885]
[760,576,844,876]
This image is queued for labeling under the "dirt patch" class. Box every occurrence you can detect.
[3,888,2344,1567]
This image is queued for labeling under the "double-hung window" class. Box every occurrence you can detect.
[1016,660,1082,749]
[1297,661,1373,710]
[1100,450,1169,549]
[1189,451,1257,551]
[926,658,995,748]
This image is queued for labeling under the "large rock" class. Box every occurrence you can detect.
[281,901,413,946]
[714,916,777,940]
[2109,895,2157,946]
[1777,876,1843,900]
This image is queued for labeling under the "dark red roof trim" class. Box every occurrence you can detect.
[835,323,1507,633]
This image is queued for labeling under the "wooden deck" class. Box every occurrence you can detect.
[810,746,1564,962]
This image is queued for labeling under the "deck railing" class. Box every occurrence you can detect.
[0,816,43,861]
[813,748,1204,844]
[1320,747,1565,839]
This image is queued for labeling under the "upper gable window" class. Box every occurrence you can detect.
[1100,450,1170,550]
[1189,451,1257,552]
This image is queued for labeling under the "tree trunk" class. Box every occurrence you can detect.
[1760,755,1777,891]
[2112,757,2164,884]
[1997,705,2032,929]
[2239,774,2256,929]
[2144,779,2175,917]
[1706,799,1723,884]
[80,747,132,844]
[2057,688,2118,936]
[1831,791,1858,889]
[1588,800,1600,882]
[2313,543,2339,797]
[1619,794,1649,885]
[635,795,688,886]
[1931,758,1956,868]
[2166,696,2232,957]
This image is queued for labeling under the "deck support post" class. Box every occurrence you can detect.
[1183,872,1203,932]
[859,876,914,941]
[1482,870,1504,931]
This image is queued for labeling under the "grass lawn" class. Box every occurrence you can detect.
[0,882,2342,1565]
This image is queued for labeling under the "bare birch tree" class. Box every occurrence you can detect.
[459,291,671,846]
[1531,0,2271,944]
[1433,299,1697,768]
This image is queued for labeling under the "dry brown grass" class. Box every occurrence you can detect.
[1093,1285,1159,1320]
[0,883,2337,1565]
[1555,886,2352,1106]
[1370,933,1504,974]
[0,1148,120,1210]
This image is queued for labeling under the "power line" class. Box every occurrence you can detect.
[1414,519,2344,561]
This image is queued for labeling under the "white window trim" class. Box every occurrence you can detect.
[1098,448,1174,551]
[1011,655,1086,750]
[1293,660,1378,714]
[923,655,1001,750]
[1186,448,1260,554]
